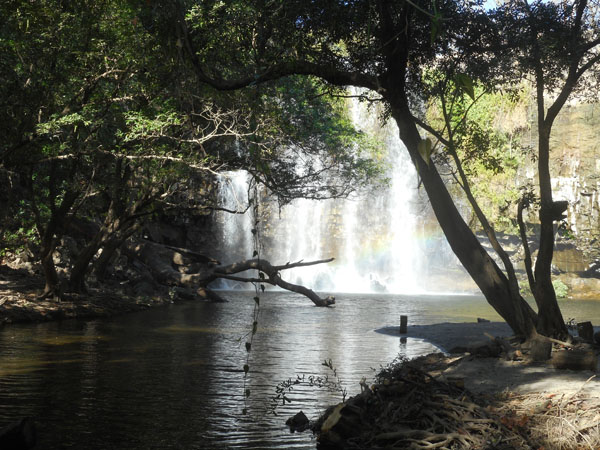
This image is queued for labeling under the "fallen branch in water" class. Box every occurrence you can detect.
[202,258,336,307]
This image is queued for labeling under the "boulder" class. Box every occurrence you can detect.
[286,410,310,433]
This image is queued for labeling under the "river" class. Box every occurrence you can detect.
[1,292,599,449]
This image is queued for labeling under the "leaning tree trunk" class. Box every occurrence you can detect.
[389,98,537,338]
[123,240,333,305]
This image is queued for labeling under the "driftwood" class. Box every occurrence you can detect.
[314,360,533,449]
[202,258,336,307]
[551,350,598,371]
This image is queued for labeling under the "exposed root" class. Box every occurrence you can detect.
[314,356,532,449]
[314,354,600,450]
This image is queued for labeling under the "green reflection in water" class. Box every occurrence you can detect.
[0,358,84,376]
[34,335,107,346]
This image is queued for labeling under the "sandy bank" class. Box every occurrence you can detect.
[377,321,600,396]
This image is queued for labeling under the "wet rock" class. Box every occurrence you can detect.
[172,286,197,301]
[132,280,156,298]
[286,410,310,433]
[556,274,600,300]
[370,279,387,292]
[581,260,600,278]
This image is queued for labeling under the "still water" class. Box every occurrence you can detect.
[1,292,599,449]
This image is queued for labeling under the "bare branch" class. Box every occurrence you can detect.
[205,258,336,306]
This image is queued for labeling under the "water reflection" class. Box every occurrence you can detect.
[0,292,598,449]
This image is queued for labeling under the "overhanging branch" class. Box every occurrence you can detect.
[205,258,336,306]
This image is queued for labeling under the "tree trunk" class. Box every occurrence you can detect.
[33,189,79,299]
[39,237,60,298]
[68,230,107,293]
[94,227,139,280]
[388,99,537,337]
[534,130,568,338]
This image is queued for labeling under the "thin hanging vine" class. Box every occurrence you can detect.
[242,177,263,415]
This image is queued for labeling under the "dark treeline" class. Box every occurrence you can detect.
[0,0,382,300]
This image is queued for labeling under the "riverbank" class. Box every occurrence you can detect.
[0,265,183,325]
[315,327,600,449]
[314,351,600,449]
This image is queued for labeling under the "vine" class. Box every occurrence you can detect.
[241,178,262,415]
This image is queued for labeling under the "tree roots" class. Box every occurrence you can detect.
[314,354,600,449]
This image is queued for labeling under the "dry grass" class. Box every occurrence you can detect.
[495,378,600,450]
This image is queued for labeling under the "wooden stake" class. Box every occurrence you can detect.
[400,315,408,334]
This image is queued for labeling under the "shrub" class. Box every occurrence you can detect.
[552,279,569,299]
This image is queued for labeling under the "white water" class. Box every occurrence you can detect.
[215,97,464,294]
[214,171,254,288]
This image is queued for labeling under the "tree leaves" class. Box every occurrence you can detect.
[418,137,433,166]
[455,73,475,100]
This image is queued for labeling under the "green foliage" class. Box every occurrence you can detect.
[521,280,569,299]
[1,226,38,258]
[240,76,386,204]
[425,80,531,233]
[553,279,569,299]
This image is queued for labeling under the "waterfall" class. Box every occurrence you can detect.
[215,97,469,294]
[261,97,427,294]
[214,171,254,288]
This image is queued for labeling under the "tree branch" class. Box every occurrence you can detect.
[206,258,336,306]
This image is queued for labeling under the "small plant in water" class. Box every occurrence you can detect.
[374,355,409,384]
[268,358,347,415]
[565,317,577,330]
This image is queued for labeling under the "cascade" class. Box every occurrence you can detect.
[213,171,254,288]
[215,99,467,294]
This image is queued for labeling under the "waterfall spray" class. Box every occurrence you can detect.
[215,96,464,294]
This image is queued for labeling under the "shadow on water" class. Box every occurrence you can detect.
[0,292,599,449]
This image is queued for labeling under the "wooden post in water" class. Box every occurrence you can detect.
[400,315,408,334]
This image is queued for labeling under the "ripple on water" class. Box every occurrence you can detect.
[1,292,599,448]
